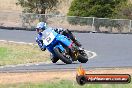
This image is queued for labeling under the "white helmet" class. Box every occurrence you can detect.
[36,22,47,30]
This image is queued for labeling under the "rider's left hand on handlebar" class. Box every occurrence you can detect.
[41,47,46,51]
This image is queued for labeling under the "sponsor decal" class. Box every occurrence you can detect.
[76,66,131,85]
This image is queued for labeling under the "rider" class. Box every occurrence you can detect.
[35,22,81,62]
[36,22,81,50]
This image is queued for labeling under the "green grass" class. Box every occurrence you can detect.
[0,42,50,66]
[0,47,9,58]
[0,80,131,88]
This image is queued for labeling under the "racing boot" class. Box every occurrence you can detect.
[73,38,82,47]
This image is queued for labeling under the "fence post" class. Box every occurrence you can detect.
[129,20,132,33]
[21,13,25,28]
[92,17,95,31]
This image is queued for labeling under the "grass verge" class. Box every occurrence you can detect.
[0,80,131,88]
[0,42,50,66]
[0,69,132,88]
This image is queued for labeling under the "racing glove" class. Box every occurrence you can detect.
[41,47,46,51]
[36,38,46,51]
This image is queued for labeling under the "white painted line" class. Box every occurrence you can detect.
[85,50,97,59]
[87,51,97,59]
[10,65,15,67]
[0,40,7,42]
[0,40,36,45]
[35,64,39,65]
[25,64,29,66]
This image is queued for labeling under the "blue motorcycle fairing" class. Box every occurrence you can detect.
[42,28,72,57]
[54,43,65,52]
[46,34,72,52]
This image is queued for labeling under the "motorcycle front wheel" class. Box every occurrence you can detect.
[50,54,59,63]
[54,48,72,64]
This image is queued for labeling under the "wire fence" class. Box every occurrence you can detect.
[0,12,132,33]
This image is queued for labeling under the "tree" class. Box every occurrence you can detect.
[115,4,132,19]
[68,0,127,18]
[16,0,60,28]
[16,0,59,14]
[67,0,128,32]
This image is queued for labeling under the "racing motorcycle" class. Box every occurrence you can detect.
[42,28,88,64]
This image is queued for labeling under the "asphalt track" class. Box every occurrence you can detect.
[0,29,132,72]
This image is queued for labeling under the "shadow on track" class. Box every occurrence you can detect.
[55,62,80,65]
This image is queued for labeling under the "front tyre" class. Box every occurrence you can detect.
[50,54,59,63]
[54,48,72,64]
[78,50,88,63]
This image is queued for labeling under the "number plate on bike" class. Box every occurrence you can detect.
[43,33,55,46]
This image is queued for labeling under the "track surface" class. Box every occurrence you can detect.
[0,29,132,72]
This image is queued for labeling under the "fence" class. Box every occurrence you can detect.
[0,12,132,33]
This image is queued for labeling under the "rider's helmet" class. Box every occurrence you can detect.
[36,22,47,33]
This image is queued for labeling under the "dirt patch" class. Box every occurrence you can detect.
[0,68,132,84]
[0,71,75,84]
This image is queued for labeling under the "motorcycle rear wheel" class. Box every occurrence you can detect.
[78,50,88,63]
[54,48,72,64]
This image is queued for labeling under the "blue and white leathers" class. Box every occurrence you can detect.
[41,27,72,57]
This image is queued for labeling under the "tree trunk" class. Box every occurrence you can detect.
[40,8,46,14]
[39,8,46,22]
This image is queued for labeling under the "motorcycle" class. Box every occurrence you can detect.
[42,27,88,64]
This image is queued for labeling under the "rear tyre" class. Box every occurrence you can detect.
[78,50,88,63]
[54,48,72,64]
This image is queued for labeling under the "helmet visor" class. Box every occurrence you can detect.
[36,28,43,33]
[36,28,40,32]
